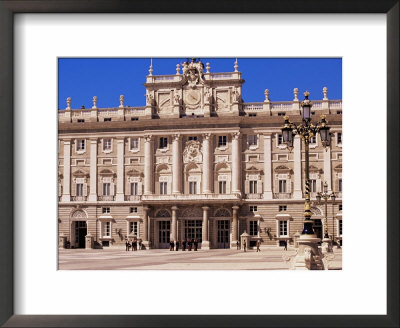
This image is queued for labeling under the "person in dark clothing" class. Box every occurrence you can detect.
[170,240,175,251]
[133,240,137,251]
[243,240,247,252]
[125,240,130,251]
[175,240,180,251]
[138,239,142,250]
[236,240,240,250]
[284,240,288,251]
[182,239,186,251]
[194,239,198,251]
[188,239,192,251]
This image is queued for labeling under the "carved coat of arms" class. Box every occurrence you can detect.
[182,58,204,88]
[183,140,202,163]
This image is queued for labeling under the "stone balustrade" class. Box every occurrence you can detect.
[273,193,292,199]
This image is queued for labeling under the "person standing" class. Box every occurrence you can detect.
[236,240,240,250]
[175,240,180,251]
[133,240,137,251]
[170,240,174,251]
[182,239,186,251]
[256,239,261,252]
[284,240,288,251]
[193,239,198,251]
[243,240,247,252]
[125,240,130,251]
[138,239,142,250]
[188,239,192,251]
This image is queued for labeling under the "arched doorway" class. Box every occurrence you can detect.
[71,210,88,248]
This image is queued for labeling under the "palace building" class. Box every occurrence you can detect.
[58,59,342,250]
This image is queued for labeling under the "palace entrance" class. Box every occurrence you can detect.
[74,221,87,248]
[184,220,202,245]
[158,220,170,249]
[217,220,230,249]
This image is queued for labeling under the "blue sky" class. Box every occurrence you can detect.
[58,58,342,109]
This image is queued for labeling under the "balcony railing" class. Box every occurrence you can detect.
[125,195,141,201]
[141,193,241,201]
[245,193,263,199]
[98,196,115,201]
[71,196,87,201]
[243,103,264,111]
[273,193,292,199]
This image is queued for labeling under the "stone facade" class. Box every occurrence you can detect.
[58,59,343,249]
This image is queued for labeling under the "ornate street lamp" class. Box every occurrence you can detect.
[316,181,336,251]
[281,91,331,237]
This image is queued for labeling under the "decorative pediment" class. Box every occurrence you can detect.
[245,165,261,172]
[155,209,171,218]
[71,209,88,219]
[274,165,291,173]
[72,169,88,177]
[156,163,170,174]
[99,168,115,176]
[334,164,342,171]
[183,140,202,164]
[215,162,230,172]
[126,169,142,177]
[214,208,231,217]
[181,207,203,218]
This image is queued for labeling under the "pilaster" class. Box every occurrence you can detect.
[202,133,212,194]
[231,131,241,194]
[202,206,210,249]
[88,138,98,201]
[61,140,71,202]
[144,135,154,195]
[293,135,303,199]
[324,146,332,192]
[263,134,273,199]
[116,138,125,201]
[172,134,182,194]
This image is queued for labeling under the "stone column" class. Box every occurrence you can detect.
[231,132,241,194]
[293,135,303,199]
[171,206,178,242]
[144,135,153,195]
[324,146,332,192]
[116,138,125,201]
[88,138,98,201]
[263,134,273,199]
[172,134,182,194]
[231,205,239,248]
[202,206,210,249]
[142,206,150,248]
[61,140,71,202]
[202,133,212,194]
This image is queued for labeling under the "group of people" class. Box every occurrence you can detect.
[125,239,142,251]
[236,239,262,252]
[169,239,199,251]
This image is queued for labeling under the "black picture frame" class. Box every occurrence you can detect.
[0,1,398,327]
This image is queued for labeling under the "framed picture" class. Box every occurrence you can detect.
[0,1,398,327]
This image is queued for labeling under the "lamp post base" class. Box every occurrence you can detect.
[293,236,324,270]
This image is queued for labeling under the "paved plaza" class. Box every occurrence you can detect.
[58,247,342,270]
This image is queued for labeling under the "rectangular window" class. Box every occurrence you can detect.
[277,134,283,145]
[77,119,85,123]
[159,137,168,149]
[249,180,258,194]
[77,139,85,151]
[103,183,111,196]
[279,180,287,193]
[188,136,197,141]
[189,181,197,194]
[279,220,288,236]
[130,138,139,150]
[279,205,287,211]
[104,118,112,122]
[248,113,256,117]
[102,207,110,214]
[338,179,342,192]
[160,182,167,194]
[337,132,342,144]
[131,117,139,121]
[218,135,227,147]
[129,222,138,236]
[277,112,286,116]
[218,181,226,194]
[248,135,258,146]
[310,136,317,144]
[130,207,138,213]
[76,183,83,196]
[249,221,258,236]
[249,205,258,212]
[339,204,343,211]
[339,220,343,235]
[337,111,342,115]
[310,179,317,192]
[103,139,112,151]
[130,182,138,195]
[104,221,111,237]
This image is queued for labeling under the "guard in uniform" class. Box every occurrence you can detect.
[182,239,186,251]
[193,239,198,251]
